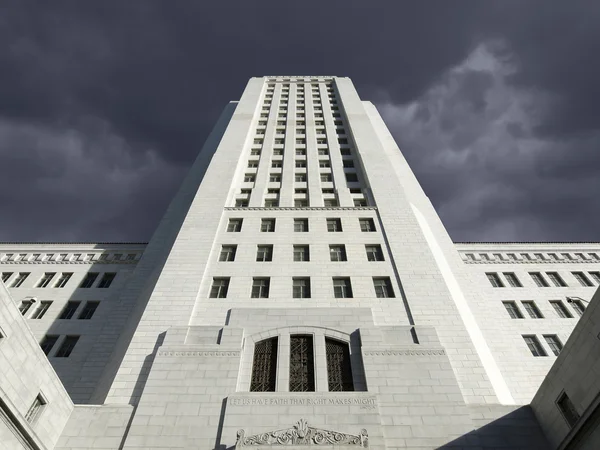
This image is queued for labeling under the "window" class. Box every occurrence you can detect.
[271,161,283,168]
[486,273,504,288]
[322,188,334,194]
[345,173,359,182]
[329,245,347,262]
[557,392,580,428]
[210,278,230,298]
[264,199,279,207]
[359,218,375,232]
[333,278,353,298]
[219,245,237,262]
[126,254,136,261]
[327,218,342,232]
[572,272,593,287]
[547,272,567,287]
[98,273,116,288]
[523,335,546,357]
[318,149,329,156]
[25,394,47,424]
[1,272,12,283]
[320,173,332,182]
[324,198,338,207]
[502,301,524,319]
[319,160,330,168]
[293,245,309,262]
[544,335,563,356]
[19,300,34,316]
[365,245,384,261]
[295,149,306,156]
[293,278,311,298]
[58,301,81,320]
[550,300,573,318]
[243,174,255,182]
[530,272,549,287]
[295,199,308,207]
[227,218,243,232]
[73,301,99,320]
[294,160,306,169]
[248,161,259,168]
[273,149,284,156]
[289,335,315,392]
[326,338,354,392]
[250,337,278,392]
[294,219,308,232]
[342,160,355,168]
[40,335,58,356]
[340,148,352,156]
[256,245,273,262]
[269,174,281,182]
[373,277,394,298]
[251,278,270,298]
[503,273,522,287]
[522,301,543,319]
[235,199,249,207]
[353,199,367,207]
[80,273,99,288]
[55,335,79,357]
[30,301,52,319]
[295,174,307,182]
[569,299,586,316]
[11,272,29,288]
[589,272,600,284]
[261,218,276,232]
[36,273,55,288]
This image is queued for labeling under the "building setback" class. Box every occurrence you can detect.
[0,76,599,449]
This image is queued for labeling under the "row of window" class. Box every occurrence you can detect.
[249,148,353,158]
[209,276,394,299]
[258,111,342,121]
[227,217,376,233]
[523,334,563,357]
[247,158,356,170]
[40,334,79,357]
[465,251,600,263]
[19,300,99,320]
[486,271,600,288]
[502,298,585,319]
[236,198,368,208]
[0,252,137,263]
[250,335,353,392]
[219,244,385,263]
[1,272,116,289]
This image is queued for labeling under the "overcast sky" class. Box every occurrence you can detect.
[1,1,599,242]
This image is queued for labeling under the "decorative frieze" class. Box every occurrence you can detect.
[157,350,240,357]
[363,349,445,356]
[224,206,377,211]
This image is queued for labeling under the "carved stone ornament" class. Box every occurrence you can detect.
[236,419,368,448]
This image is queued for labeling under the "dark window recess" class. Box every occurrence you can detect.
[78,301,99,320]
[97,273,116,288]
[59,301,81,319]
[289,335,315,392]
[55,335,79,358]
[250,337,278,392]
[40,335,59,355]
[557,392,580,428]
[326,338,354,392]
[80,273,99,288]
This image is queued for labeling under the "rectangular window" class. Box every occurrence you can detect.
[261,218,276,232]
[522,301,543,319]
[210,278,230,298]
[353,199,367,207]
[503,273,522,287]
[329,245,347,262]
[98,273,116,288]
[58,301,81,319]
[269,174,281,182]
[373,277,394,298]
[544,335,563,356]
[248,161,259,168]
[333,278,353,298]
[342,160,355,168]
[80,273,99,288]
[359,218,376,232]
[327,218,342,232]
[295,174,307,182]
[550,300,573,318]
[295,160,307,168]
[294,218,309,232]
[295,149,306,156]
[235,199,249,207]
[293,245,310,262]
[318,149,329,156]
[55,335,79,358]
[251,278,270,298]
[319,160,331,168]
[273,149,284,156]
[340,148,352,156]
[589,272,600,284]
[256,245,273,262]
[502,301,524,319]
[523,335,546,357]
[1,272,12,283]
[25,394,47,424]
[293,278,311,298]
[227,218,243,232]
[569,299,586,316]
[320,173,332,182]
[547,272,567,287]
[243,174,255,183]
[295,199,308,207]
[557,392,580,428]
[572,272,593,287]
[365,245,384,262]
[77,301,100,320]
[271,161,283,169]
[530,272,549,287]
[264,199,279,207]
[36,273,56,288]
[19,300,34,316]
[345,173,359,182]
[30,301,52,320]
[323,199,338,207]
[219,245,237,262]
[289,334,315,392]
[11,272,30,288]
[40,335,58,356]
[486,273,504,288]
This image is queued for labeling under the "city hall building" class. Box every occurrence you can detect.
[1,76,599,449]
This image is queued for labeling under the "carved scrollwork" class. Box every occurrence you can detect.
[235,419,368,447]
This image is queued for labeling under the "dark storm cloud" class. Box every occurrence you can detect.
[0,1,599,241]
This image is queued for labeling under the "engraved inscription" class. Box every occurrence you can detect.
[229,397,376,407]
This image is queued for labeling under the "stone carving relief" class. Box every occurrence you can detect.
[236,419,368,448]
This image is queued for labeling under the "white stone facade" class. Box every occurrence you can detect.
[0,76,597,449]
